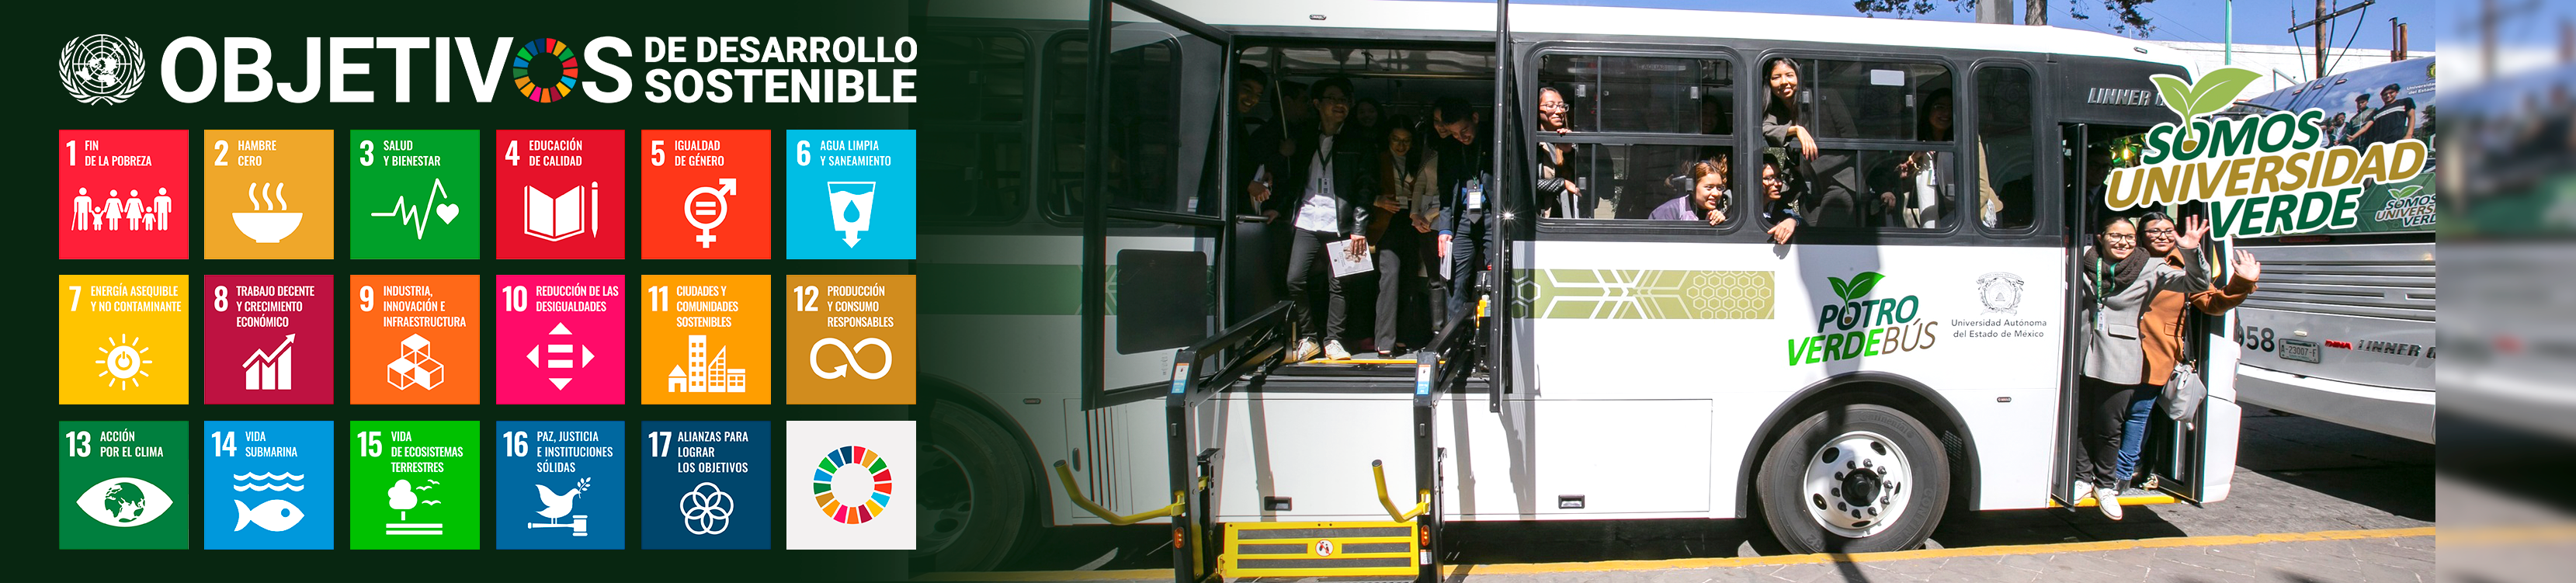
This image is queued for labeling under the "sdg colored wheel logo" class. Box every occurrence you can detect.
[811,446,892,524]
[512,39,581,103]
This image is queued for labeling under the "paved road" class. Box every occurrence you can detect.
[953,406,2433,582]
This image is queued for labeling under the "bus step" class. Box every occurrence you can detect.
[2050,492,2180,508]
[1220,520,1423,579]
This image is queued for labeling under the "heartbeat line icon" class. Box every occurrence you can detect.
[370,179,460,240]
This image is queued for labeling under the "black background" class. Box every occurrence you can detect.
[26,2,927,581]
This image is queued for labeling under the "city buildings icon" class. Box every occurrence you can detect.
[686,178,737,248]
[387,334,446,390]
[667,335,746,393]
[524,182,599,241]
[71,187,173,232]
[828,182,875,248]
[241,334,296,391]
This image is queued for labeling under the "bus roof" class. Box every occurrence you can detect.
[938,0,2198,73]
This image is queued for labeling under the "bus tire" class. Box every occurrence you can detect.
[1756,403,1950,554]
[915,401,1034,573]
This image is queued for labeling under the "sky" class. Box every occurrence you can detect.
[1471,0,2443,52]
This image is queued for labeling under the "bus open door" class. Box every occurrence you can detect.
[2053,121,2231,512]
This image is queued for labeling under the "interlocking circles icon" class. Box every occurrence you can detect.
[60,35,148,106]
[808,338,894,380]
[679,482,734,536]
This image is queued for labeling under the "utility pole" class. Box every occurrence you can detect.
[2288,0,2375,79]
[2391,19,2408,61]
[2467,0,2545,82]
[1977,0,2013,26]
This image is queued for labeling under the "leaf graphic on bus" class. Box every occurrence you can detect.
[1830,272,1886,302]
[2150,68,2262,122]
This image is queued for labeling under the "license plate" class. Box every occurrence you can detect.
[2279,339,2321,363]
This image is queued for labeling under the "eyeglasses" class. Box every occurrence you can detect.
[2102,234,2137,242]
[1538,102,1570,113]
[2142,227,2177,238]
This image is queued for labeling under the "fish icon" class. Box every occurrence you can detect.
[234,499,305,532]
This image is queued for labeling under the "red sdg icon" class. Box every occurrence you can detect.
[60,130,189,259]
[497,130,627,259]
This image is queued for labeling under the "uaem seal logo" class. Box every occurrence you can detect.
[60,35,148,105]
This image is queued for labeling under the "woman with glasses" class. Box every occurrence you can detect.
[2123,212,2262,497]
[1535,86,1583,218]
[2073,213,2151,519]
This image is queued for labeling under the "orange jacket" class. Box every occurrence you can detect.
[2140,251,2256,386]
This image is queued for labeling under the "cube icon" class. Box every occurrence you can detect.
[387,334,446,390]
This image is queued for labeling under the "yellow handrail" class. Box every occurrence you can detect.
[1371,460,1430,522]
[1053,460,1183,526]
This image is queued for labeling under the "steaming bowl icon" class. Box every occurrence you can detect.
[232,213,304,243]
[234,182,302,243]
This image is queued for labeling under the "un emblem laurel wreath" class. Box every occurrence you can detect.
[60,35,147,106]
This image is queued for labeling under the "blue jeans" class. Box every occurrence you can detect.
[2114,387,2158,488]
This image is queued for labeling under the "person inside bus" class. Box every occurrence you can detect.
[1352,97,1385,150]
[2322,113,2349,147]
[1282,77,1381,362]
[1371,116,1441,358]
[2123,212,2261,491]
[1536,86,1584,218]
[1235,64,1287,224]
[1279,80,1314,129]
[1761,57,1861,227]
[2074,213,2151,519]
[1649,158,1728,226]
[1757,154,1800,244]
[1432,97,1492,321]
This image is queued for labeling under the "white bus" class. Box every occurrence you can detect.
[2225,57,2438,444]
[911,1,2248,578]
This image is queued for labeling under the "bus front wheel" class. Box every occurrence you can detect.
[1756,403,1950,554]
[913,401,1034,573]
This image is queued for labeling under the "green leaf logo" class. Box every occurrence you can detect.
[2150,68,2263,122]
[1828,272,1885,302]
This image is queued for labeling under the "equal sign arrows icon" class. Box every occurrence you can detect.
[525,323,595,390]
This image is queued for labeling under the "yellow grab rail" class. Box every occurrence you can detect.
[1371,460,1430,522]
[1052,460,1183,526]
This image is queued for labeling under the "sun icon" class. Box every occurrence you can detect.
[95,334,152,390]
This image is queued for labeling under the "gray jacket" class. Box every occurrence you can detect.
[2079,248,2209,385]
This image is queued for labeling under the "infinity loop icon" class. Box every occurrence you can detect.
[809,337,894,380]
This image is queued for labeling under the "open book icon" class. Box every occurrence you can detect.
[524,182,598,241]
[828,182,876,248]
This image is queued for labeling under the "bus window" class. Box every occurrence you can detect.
[1536,54,1735,221]
[1977,65,2038,231]
[922,33,1031,224]
[1763,57,1954,231]
[1040,33,1193,220]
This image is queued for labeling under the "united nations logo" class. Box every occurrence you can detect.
[1975,272,2023,315]
[60,35,148,106]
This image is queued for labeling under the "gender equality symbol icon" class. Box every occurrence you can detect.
[686,178,736,248]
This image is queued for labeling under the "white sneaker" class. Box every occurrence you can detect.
[2071,482,2095,503]
[2095,486,2124,520]
[1324,342,1353,361]
[1289,338,1321,363]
